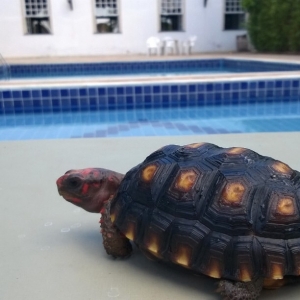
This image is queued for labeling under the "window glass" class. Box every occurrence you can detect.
[160,0,183,32]
[224,0,245,30]
[94,0,119,33]
[23,0,51,34]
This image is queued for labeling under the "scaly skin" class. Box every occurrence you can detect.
[100,199,132,258]
[216,279,263,300]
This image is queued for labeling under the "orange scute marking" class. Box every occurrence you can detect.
[276,197,295,216]
[271,264,284,279]
[175,170,197,192]
[124,222,135,241]
[207,259,222,279]
[172,245,191,267]
[221,182,245,205]
[185,142,206,149]
[227,147,246,154]
[146,233,160,254]
[272,161,292,174]
[239,264,252,282]
[142,165,158,182]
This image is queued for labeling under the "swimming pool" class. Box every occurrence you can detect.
[0,58,300,140]
[3,58,300,80]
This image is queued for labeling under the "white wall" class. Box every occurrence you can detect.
[0,0,247,58]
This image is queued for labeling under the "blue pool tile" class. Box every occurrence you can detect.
[196,84,204,92]
[206,84,213,92]
[22,90,31,99]
[3,91,12,99]
[42,89,51,97]
[223,83,231,91]
[125,86,133,95]
[241,82,248,90]
[60,89,69,97]
[153,86,161,94]
[135,86,142,94]
[98,88,106,96]
[79,88,88,97]
[88,88,97,96]
[12,91,22,98]
[70,89,78,97]
[52,99,61,107]
[33,99,42,108]
[117,87,124,95]
[179,85,187,93]
[61,98,71,107]
[144,86,152,94]
[126,96,133,105]
[249,82,257,89]
[292,80,300,88]
[232,82,239,90]
[171,85,178,93]
[162,85,169,93]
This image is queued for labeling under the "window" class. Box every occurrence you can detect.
[160,0,183,32]
[94,0,119,33]
[23,0,51,34]
[224,0,245,30]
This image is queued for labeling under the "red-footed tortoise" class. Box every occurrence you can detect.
[56,142,300,300]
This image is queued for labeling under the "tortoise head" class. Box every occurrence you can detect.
[56,168,124,213]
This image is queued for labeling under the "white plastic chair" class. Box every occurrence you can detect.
[146,37,161,56]
[182,36,197,55]
[163,37,177,55]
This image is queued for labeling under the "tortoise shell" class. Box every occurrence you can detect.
[110,142,300,282]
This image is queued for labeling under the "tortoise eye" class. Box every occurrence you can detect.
[66,177,82,189]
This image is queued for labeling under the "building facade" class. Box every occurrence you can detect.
[0,0,246,58]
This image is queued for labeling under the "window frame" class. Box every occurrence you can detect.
[223,0,246,31]
[93,0,121,34]
[159,0,185,32]
[21,0,52,35]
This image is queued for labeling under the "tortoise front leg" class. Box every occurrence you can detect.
[100,201,132,258]
[216,278,263,300]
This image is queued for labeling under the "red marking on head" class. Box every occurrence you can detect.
[56,177,63,187]
[81,168,94,176]
[82,183,89,195]
[70,197,82,204]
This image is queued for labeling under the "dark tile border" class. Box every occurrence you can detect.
[0,78,299,114]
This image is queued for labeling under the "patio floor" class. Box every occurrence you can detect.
[1,132,300,300]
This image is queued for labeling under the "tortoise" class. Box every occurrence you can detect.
[56,142,300,299]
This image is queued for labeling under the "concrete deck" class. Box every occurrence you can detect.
[1,132,300,300]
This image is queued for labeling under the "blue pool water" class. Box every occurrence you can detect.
[0,101,299,140]
[4,59,300,80]
[1,59,300,140]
